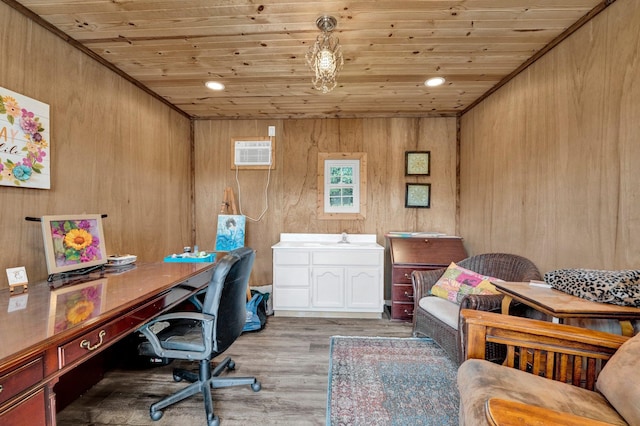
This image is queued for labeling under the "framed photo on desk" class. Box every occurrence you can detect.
[41,214,108,276]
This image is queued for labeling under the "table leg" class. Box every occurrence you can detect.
[501,295,513,315]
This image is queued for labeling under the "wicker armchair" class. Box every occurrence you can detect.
[411,253,542,365]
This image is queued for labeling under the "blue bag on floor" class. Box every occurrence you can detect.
[243,292,266,333]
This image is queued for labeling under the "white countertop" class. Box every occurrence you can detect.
[272,233,383,249]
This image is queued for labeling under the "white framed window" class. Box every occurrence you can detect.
[317,152,367,220]
[325,159,359,213]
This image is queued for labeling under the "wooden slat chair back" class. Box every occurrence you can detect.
[462,309,626,391]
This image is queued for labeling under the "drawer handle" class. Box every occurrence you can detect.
[80,330,107,351]
[404,273,411,279]
[403,309,414,316]
[0,384,3,393]
[403,291,413,299]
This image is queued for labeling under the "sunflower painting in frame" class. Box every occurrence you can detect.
[41,214,108,276]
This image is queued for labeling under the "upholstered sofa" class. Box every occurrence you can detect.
[457,309,638,425]
[411,253,541,364]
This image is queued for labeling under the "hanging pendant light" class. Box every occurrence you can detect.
[306,16,344,93]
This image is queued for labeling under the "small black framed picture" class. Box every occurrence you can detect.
[405,183,431,208]
[405,151,430,176]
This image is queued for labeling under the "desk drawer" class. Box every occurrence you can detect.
[58,297,167,369]
[392,284,414,303]
[391,301,414,321]
[0,387,46,426]
[392,266,436,284]
[0,358,44,406]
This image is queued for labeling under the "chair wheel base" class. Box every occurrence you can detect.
[252,381,262,392]
[208,414,220,426]
[150,409,163,421]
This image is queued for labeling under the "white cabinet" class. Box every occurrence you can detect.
[272,234,384,318]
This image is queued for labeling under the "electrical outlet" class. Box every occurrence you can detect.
[268,126,276,136]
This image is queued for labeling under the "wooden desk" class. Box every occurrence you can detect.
[495,281,640,336]
[0,262,215,426]
[385,235,467,321]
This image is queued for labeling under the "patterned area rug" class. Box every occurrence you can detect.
[327,336,459,426]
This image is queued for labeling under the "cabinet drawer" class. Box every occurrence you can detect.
[313,251,380,266]
[274,267,310,287]
[0,387,46,426]
[392,267,434,284]
[392,284,414,302]
[391,302,414,321]
[274,250,310,265]
[273,288,310,309]
[58,297,166,369]
[0,358,44,405]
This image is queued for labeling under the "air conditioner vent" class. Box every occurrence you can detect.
[234,140,272,166]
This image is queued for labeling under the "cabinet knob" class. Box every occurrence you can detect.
[404,273,411,280]
[0,384,3,394]
[403,309,414,317]
[423,239,430,244]
[403,291,413,299]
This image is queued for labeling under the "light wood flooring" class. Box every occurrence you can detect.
[57,315,413,426]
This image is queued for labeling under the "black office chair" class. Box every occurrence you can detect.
[137,247,261,426]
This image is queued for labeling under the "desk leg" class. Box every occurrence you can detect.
[501,295,513,315]
[620,320,634,337]
[46,379,58,426]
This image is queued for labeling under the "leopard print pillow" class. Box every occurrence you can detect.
[544,269,640,308]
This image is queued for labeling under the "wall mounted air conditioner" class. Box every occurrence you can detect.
[231,137,275,170]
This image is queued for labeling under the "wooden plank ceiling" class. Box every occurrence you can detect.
[7,0,609,119]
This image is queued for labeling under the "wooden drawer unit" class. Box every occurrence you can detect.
[386,235,467,321]
[0,357,44,406]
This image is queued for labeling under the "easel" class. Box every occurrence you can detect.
[219,187,251,301]
[220,186,238,215]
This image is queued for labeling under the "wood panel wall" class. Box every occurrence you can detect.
[460,0,640,274]
[0,2,193,282]
[194,117,458,285]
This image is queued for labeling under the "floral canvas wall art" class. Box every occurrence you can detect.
[0,86,50,189]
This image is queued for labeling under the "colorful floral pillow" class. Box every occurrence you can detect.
[430,262,502,304]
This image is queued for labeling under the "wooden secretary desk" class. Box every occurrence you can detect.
[385,235,467,321]
[0,262,214,426]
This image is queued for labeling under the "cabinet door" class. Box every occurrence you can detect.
[312,267,344,308]
[346,267,382,310]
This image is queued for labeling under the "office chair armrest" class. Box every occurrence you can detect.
[138,312,215,359]
[147,311,214,325]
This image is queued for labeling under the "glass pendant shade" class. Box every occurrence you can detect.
[306,16,343,93]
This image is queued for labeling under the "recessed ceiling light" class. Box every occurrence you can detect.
[425,77,446,87]
[205,81,225,91]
